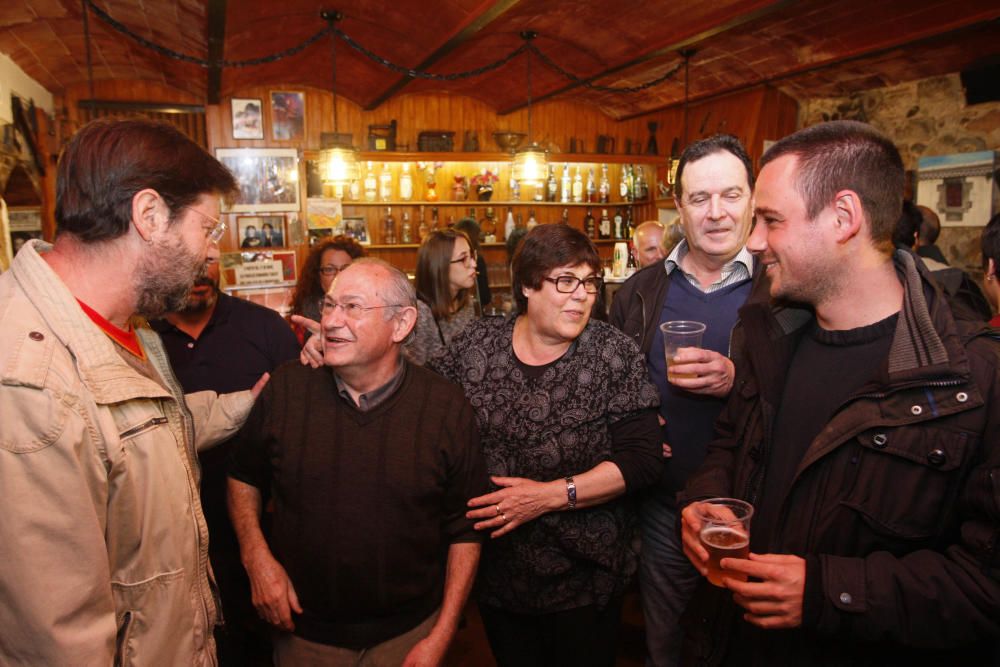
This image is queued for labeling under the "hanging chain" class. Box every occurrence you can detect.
[524,32,534,140]
[83,0,683,92]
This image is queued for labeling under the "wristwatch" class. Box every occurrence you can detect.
[565,476,577,510]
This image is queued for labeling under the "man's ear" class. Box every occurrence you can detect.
[131,188,167,242]
[830,189,864,244]
[392,306,418,343]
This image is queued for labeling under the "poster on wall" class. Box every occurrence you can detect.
[231,98,264,140]
[270,91,305,142]
[305,198,343,230]
[8,207,43,257]
[217,148,300,213]
[221,250,297,287]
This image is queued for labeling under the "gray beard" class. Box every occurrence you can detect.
[134,237,203,318]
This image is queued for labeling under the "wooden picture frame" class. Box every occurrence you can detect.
[270,91,305,142]
[231,98,263,140]
[236,214,286,249]
[216,148,300,212]
[341,215,370,246]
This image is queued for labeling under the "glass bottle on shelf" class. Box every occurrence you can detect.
[379,163,393,202]
[584,207,596,238]
[634,165,647,200]
[399,162,414,201]
[560,208,570,225]
[560,163,571,203]
[349,175,361,201]
[619,164,629,201]
[364,162,377,202]
[533,181,544,202]
[626,244,638,276]
[401,211,412,244]
[572,167,584,203]
[480,207,497,242]
[599,163,610,203]
[527,209,538,230]
[431,207,440,231]
[504,207,516,240]
[613,208,624,240]
[333,183,345,201]
[599,209,612,239]
[546,166,558,202]
[383,207,397,244]
[612,208,624,239]
[625,206,635,239]
[510,176,521,202]
[418,206,429,242]
[586,168,597,203]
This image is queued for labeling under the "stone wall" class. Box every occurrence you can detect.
[800,74,999,277]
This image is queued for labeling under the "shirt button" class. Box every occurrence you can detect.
[910,405,923,415]
[29,331,44,341]
[839,592,853,605]
[187,342,195,349]
[956,392,968,402]
[872,433,888,448]
[927,449,947,466]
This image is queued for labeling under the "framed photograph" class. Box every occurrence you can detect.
[231,98,263,140]
[270,91,305,142]
[7,207,43,260]
[216,148,300,213]
[237,214,286,248]
[342,216,370,246]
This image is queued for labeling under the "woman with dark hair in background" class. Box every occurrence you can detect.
[429,223,661,667]
[453,217,492,310]
[405,228,478,365]
[289,235,365,344]
[981,212,1000,326]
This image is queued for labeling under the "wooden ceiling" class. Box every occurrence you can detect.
[2,0,998,119]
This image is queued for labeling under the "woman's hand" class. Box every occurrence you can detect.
[466,476,563,538]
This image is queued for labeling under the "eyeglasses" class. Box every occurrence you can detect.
[319,263,352,277]
[184,207,227,244]
[450,251,478,266]
[543,275,603,294]
[681,190,748,210]
[318,298,405,320]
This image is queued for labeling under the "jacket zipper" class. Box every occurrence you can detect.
[119,416,168,439]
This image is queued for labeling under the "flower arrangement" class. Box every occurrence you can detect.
[471,168,499,201]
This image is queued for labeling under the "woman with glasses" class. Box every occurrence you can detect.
[429,224,662,666]
[404,228,479,365]
[289,235,365,344]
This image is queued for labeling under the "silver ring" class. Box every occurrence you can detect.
[495,504,502,516]
[500,512,508,523]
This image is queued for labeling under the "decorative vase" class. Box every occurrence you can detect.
[452,176,468,201]
[476,184,493,201]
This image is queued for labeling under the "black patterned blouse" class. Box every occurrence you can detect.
[430,316,661,614]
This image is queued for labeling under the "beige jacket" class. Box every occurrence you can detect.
[0,241,253,666]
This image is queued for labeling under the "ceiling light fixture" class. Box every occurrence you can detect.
[511,32,547,187]
[319,10,359,188]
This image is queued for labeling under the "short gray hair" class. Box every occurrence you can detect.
[349,257,416,318]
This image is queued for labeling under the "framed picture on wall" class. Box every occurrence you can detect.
[216,148,300,212]
[270,91,305,142]
[342,216,370,246]
[231,98,263,139]
[236,214,286,248]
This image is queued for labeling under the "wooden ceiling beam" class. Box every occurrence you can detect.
[205,0,227,105]
[363,0,522,110]
[497,0,794,116]
[617,15,1000,121]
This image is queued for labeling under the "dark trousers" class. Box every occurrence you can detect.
[479,596,624,667]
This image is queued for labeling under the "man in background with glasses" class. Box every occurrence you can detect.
[610,135,765,667]
[229,258,487,666]
[0,118,264,665]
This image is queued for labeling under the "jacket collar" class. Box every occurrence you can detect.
[11,240,174,404]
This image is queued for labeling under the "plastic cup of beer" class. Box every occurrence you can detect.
[661,320,706,381]
[694,497,753,587]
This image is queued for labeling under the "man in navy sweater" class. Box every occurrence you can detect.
[610,134,762,667]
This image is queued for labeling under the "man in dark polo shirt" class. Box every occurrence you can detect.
[150,244,299,666]
[228,258,487,666]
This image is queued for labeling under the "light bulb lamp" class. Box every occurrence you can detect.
[319,10,359,187]
[511,31,547,186]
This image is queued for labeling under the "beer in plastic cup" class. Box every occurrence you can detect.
[694,497,753,587]
[661,320,706,381]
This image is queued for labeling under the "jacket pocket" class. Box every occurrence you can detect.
[111,569,188,666]
[841,427,972,540]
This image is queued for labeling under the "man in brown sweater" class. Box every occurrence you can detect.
[228,259,487,666]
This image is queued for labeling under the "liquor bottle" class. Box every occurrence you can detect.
[598,163,610,203]
[383,207,397,244]
[560,208,570,225]
[348,176,360,201]
[431,207,440,231]
[634,165,647,200]
[379,163,393,202]
[399,162,414,201]
[333,183,345,201]
[626,164,636,201]
[364,162,377,202]
[546,165,558,202]
[527,209,538,230]
[572,167,584,203]
[619,164,630,201]
[560,164,571,203]
[625,206,634,239]
[599,209,612,240]
[584,207,596,238]
[586,168,596,203]
[400,211,412,243]
[504,207,516,240]
[612,209,623,239]
[510,177,521,202]
[533,181,544,202]
[515,212,525,231]
[626,245,638,276]
[613,208,624,240]
[418,206,429,242]
[480,207,497,242]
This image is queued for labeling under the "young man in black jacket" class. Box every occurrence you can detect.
[679,121,1000,666]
